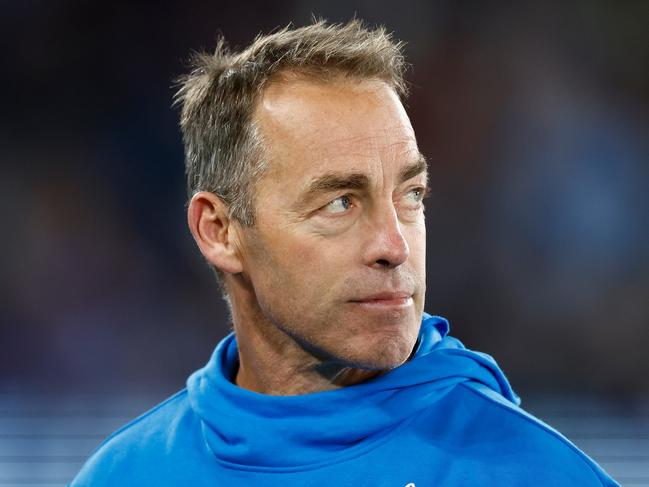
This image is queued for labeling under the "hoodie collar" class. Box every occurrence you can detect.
[187,314,518,470]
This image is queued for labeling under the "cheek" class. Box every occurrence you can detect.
[247,230,337,301]
[246,234,350,333]
[277,236,346,292]
[405,221,426,264]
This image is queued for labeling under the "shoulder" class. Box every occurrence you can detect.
[448,382,617,486]
[70,389,207,487]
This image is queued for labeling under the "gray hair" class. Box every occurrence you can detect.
[174,18,408,288]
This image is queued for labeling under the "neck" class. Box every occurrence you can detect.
[226,277,385,396]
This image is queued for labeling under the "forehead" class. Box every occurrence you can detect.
[254,77,420,180]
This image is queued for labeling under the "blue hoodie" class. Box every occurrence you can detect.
[71,314,618,486]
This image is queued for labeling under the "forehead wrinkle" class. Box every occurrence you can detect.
[307,137,419,186]
[322,129,416,155]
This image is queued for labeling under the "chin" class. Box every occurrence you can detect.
[346,309,421,369]
[344,329,418,371]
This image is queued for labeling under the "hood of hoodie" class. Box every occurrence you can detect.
[187,313,519,470]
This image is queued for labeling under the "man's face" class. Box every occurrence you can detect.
[237,76,427,370]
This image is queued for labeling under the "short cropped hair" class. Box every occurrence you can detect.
[174,18,408,291]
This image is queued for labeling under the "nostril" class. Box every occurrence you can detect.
[376,259,391,267]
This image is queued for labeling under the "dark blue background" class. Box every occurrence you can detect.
[2,1,648,398]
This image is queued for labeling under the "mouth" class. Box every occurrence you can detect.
[349,292,413,309]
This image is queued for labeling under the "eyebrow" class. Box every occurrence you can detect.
[399,154,428,183]
[297,153,428,207]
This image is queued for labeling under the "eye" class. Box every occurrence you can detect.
[404,187,428,206]
[323,194,353,214]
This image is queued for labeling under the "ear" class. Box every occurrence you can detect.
[187,192,244,274]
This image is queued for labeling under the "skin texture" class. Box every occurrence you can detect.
[188,76,428,395]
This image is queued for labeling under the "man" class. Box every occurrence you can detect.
[71,19,618,486]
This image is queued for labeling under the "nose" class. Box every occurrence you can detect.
[362,203,410,269]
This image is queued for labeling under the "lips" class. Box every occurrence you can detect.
[352,292,413,302]
[348,292,413,312]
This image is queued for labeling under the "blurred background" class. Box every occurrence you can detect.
[1,1,648,485]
